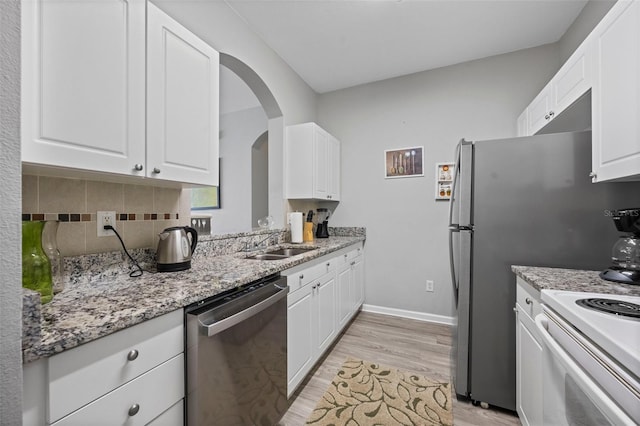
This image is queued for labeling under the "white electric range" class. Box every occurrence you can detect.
[536,290,640,425]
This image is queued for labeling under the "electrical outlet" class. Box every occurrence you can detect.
[97,211,116,237]
[426,280,434,292]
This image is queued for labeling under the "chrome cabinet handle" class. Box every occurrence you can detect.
[351,261,355,266]
[127,349,139,361]
[589,172,597,179]
[326,262,330,267]
[513,306,518,313]
[544,114,550,120]
[152,167,161,174]
[525,297,532,305]
[134,164,143,171]
[299,274,304,280]
[549,111,555,117]
[128,404,140,416]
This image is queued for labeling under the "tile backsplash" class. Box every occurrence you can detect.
[22,175,191,256]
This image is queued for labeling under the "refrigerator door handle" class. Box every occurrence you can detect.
[448,139,464,305]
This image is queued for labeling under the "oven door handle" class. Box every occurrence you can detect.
[198,287,288,337]
[534,314,634,425]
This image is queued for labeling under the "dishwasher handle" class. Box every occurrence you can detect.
[197,285,288,337]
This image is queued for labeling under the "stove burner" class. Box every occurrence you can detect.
[576,298,640,319]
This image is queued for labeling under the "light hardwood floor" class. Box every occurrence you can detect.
[280,311,521,426]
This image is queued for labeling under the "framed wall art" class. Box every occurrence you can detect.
[385,146,424,179]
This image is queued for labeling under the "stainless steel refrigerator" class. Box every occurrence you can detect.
[447,130,640,411]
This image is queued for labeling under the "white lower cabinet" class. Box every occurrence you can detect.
[284,242,364,397]
[23,310,185,426]
[148,400,184,426]
[515,278,543,426]
[286,271,337,397]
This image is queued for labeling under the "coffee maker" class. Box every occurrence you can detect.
[600,208,640,285]
[315,208,331,238]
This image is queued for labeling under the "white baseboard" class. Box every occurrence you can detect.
[361,304,455,326]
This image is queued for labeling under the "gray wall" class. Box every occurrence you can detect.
[209,107,268,234]
[558,0,617,63]
[318,44,561,318]
[252,132,270,227]
[0,0,23,423]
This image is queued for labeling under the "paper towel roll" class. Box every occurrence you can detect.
[289,212,303,243]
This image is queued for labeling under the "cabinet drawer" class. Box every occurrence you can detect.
[49,310,183,423]
[148,399,184,426]
[53,354,184,426]
[284,262,326,292]
[346,243,364,261]
[516,278,541,321]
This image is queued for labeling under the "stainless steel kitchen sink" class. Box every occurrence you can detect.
[266,247,315,256]
[245,246,316,260]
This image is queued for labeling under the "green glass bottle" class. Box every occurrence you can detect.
[22,221,53,304]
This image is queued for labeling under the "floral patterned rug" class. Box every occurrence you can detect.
[306,359,453,426]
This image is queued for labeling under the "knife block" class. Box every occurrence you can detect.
[303,222,314,242]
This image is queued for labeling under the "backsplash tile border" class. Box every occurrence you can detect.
[22,212,180,222]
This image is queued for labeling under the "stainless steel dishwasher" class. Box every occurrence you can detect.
[185,274,289,426]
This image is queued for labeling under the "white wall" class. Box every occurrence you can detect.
[0,0,23,422]
[207,107,268,234]
[318,44,561,317]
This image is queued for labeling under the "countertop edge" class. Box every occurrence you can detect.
[511,265,640,297]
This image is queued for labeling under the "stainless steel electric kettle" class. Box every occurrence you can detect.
[156,226,198,272]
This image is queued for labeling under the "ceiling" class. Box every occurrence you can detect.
[224,0,588,94]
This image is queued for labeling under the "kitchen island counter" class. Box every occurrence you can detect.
[22,234,364,363]
[512,265,640,297]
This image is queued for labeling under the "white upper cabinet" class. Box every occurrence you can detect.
[526,81,554,135]
[21,0,146,176]
[285,122,341,201]
[518,0,640,182]
[591,0,640,183]
[147,3,219,186]
[22,0,220,186]
[525,40,592,136]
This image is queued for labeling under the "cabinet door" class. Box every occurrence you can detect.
[312,126,329,199]
[327,135,341,201]
[287,284,314,396]
[527,83,553,135]
[315,274,337,354]
[21,0,146,176]
[147,4,220,186]
[352,256,365,310]
[552,42,592,115]
[336,263,352,330]
[515,306,543,426]
[591,0,640,182]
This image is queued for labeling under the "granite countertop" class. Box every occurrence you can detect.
[23,235,364,363]
[512,265,640,297]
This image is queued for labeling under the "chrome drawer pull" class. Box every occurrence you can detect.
[525,297,532,305]
[128,404,140,416]
[127,349,139,361]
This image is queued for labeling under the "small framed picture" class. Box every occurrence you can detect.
[435,162,455,200]
[385,146,424,179]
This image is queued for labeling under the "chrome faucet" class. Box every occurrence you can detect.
[242,230,280,254]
